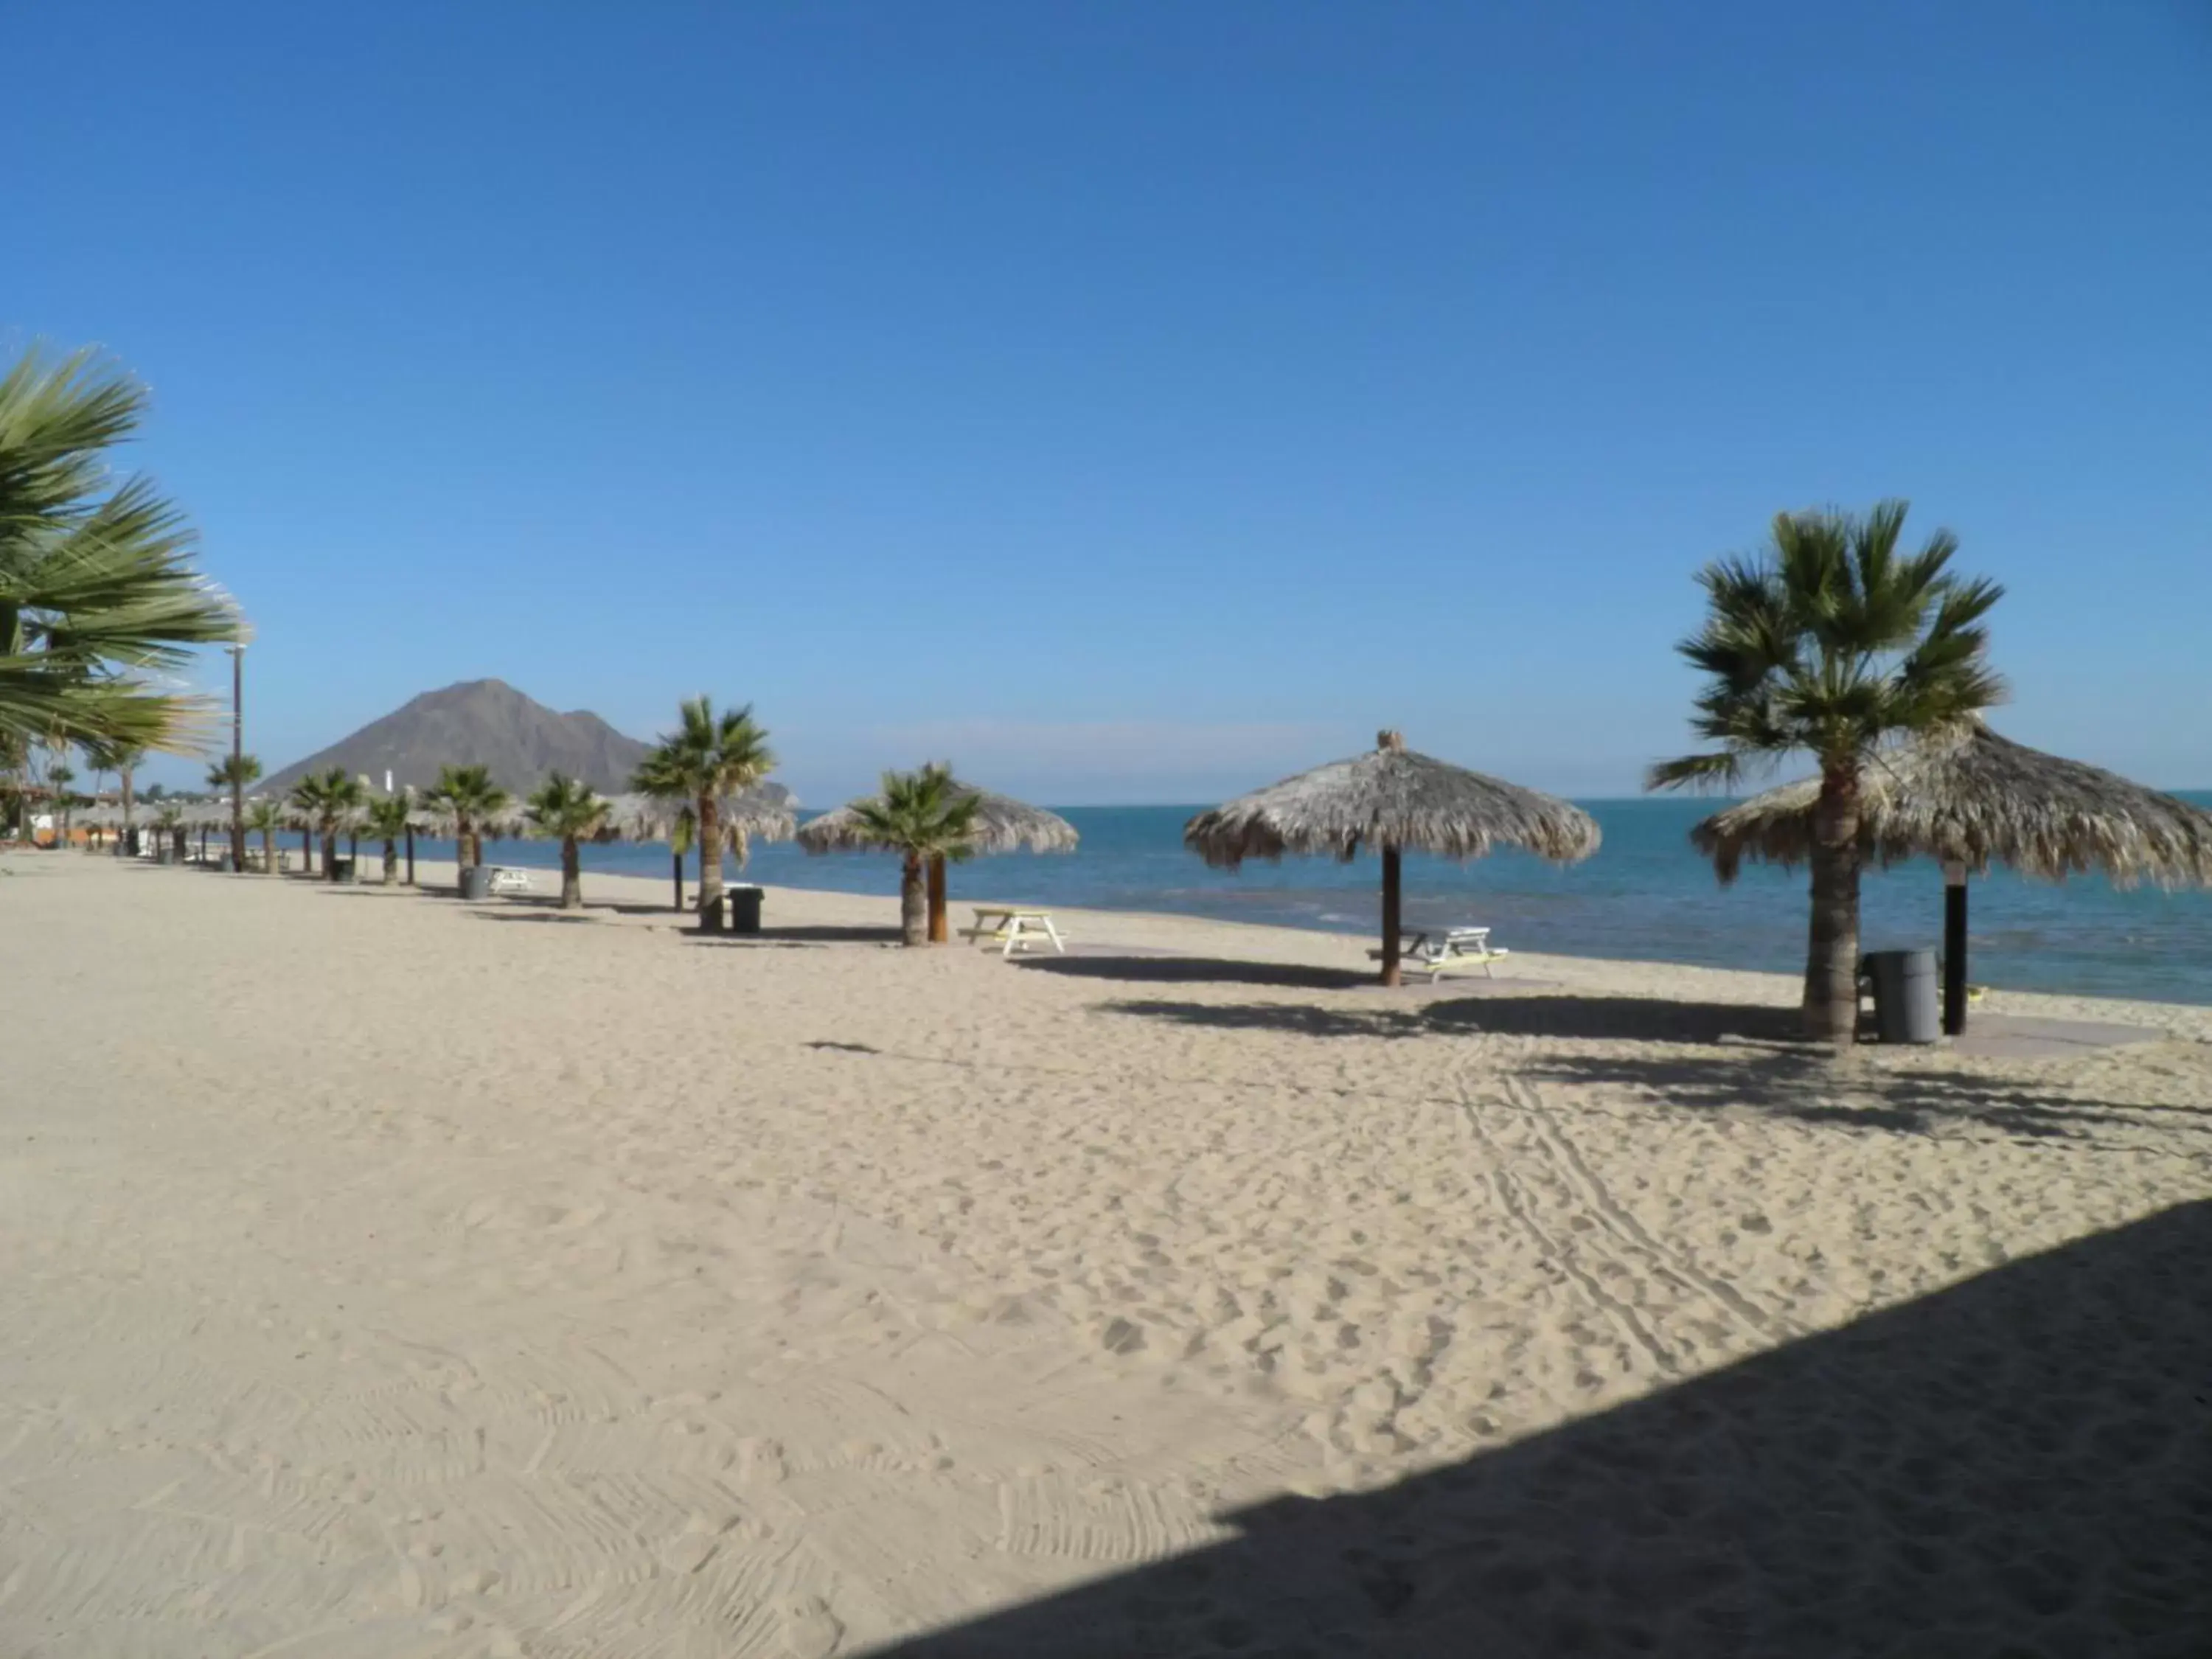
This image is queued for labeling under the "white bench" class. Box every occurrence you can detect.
[1371,926,1510,981]
[960,906,1065,956]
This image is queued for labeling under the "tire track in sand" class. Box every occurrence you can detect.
[1450,1073,1677,1376]
[1498,1072,1790,1344]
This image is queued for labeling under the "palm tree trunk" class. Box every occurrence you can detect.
[671,847,684,912]
[927,855,948,944]
[301,827,313,874]
[900,852,928,946]
[561,837,582,909]
[1805,764,1864,1045]
[383,838,399,885]
[322,831,339,881]
[457,815,473,876]
[262,828,275,872]
[697,796,724,914]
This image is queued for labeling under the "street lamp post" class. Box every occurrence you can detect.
[229,644,246,872]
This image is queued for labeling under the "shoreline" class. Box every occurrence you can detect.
[161,847,2212,1043]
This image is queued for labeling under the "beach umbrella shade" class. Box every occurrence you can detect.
[607,785,799,910]
[1184,730,1602,986]
[169,798,229,863]
[1691,720,2212,1033]
[796,784,1079,942]
[411,798,528,844]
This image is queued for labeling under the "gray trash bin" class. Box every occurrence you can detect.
[726,884,763,935]
[1863,948,1941,1044]
[459,863,493,901]
[331,855,356,884]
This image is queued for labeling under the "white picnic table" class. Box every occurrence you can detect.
[961,905,1065,957]
[1370,925,1509,980]
[486,866,535,896]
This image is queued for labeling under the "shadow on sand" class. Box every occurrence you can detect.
[1100,996,2200,1142]
[1517,1047,2212,1144]
[685,923,903,947]
[1099,992,1805,1046]
[1016,956,1383,992]
[871,1200,2212,1658]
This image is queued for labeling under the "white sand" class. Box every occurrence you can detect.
[4,852,2207,1656]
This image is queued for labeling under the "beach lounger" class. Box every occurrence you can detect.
[1370,926,1510,980]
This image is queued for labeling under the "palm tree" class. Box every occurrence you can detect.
[152,800,185,862]
[633,698,776,918]
[244,797,282,873]
[46,759,75,845]
[0,344,246,754]
[525,773,609,909]
[207,752,261,871]
[288,767,364,881]
[358,794,414,886]
[286,773,328,874]
[100,741,146,851]
[425,763,509,880]
[847,764,983,947]
[1649,501,2005,1045]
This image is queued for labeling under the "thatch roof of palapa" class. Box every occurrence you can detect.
[169,799,235,829]
[1185,731,1601,869]
[796,786,1079,857]
[601,785,799,853]
[406,797,526,841]
[1692,722,2212,888]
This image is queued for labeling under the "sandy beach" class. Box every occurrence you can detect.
[4,852,2207,1657]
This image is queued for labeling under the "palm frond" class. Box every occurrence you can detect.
[1654,500,2004,786]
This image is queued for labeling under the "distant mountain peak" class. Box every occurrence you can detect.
[262,682,653,797]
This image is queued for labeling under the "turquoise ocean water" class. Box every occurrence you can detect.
[430,794,2212,1006]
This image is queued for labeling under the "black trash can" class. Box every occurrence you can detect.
[459,863,493,901]
[331,855,356,884]
[726,884,763,935]
[1863,949,1941,1044]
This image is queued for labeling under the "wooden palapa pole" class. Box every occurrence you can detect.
[1943,861,1969,1037]
[928,854,949,944]
[1375,729,1407,987]
[1380,844,1403,987]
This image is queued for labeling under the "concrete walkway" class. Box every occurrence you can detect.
[1950,1012,2166,1061]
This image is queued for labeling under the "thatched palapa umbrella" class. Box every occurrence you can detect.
[607,785,799,911]
[1692,720,2212,1033]
[173,797,231,864]
[797,785,1079,942]
[1186,730,1601,986]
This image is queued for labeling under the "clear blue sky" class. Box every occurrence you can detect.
[10,1,2209,803]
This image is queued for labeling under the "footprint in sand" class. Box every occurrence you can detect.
[776,1596,843,1658]
[737,1436,787,1484]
